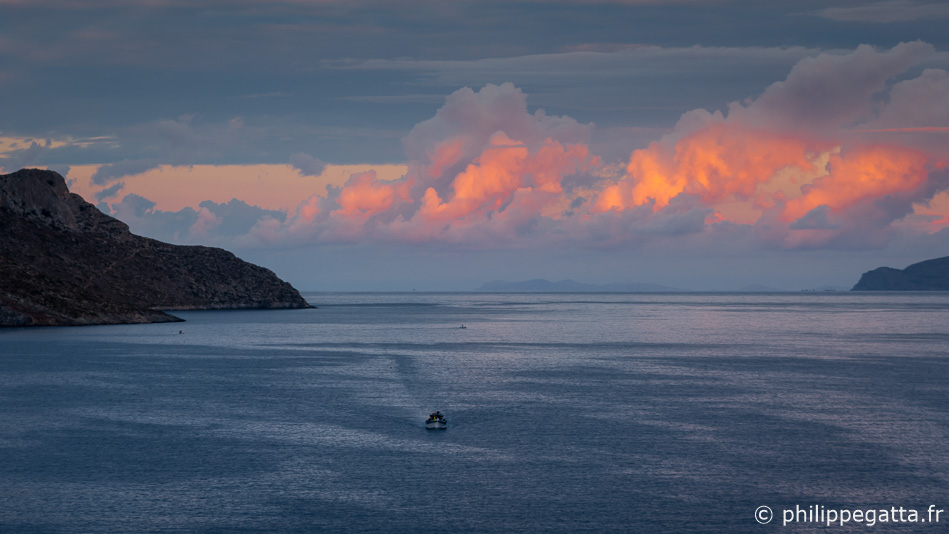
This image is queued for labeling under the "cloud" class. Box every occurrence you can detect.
[814,1,949,23]
[239,83,597,247]
[853,68,949,155]
[91,158,163,184]
[789,205,838,230]
[585,42,949,247]
[591,120,819,213]
[781,144,932,222]
[90,116,243,184]
[103,193,285,245]
[94,181,125,202]
[12,1,945,171]
[332,45,822,117]
[404,82,592,186]
[198,198,286,237]
[0,139,51,172]
[730,41,934,133]
[0,135,73,175]
[347,43,820,77]
[72,44,949,256]
[334,170,409,218]
[107,193,156,219]
[289,153,327,176]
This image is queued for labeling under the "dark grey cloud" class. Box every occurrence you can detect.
[89,116,246,183]
[0,139,50,172]
[47,164,70,177]
[107,193,155,218]
[734,41,934,133]
[333,46,823,126]
[633,206,712,236]
[91,159,162,185]
[94,181,125,202]
[814,1,949,23]
[289,153,326,177]
[104,193,195,243]
[3,0,948,167]
[790,205,839,230]
[103,193,286,245]
[198,199,286,238]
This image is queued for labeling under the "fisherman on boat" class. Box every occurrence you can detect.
[426,411,447,429]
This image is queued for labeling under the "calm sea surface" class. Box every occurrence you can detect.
[2,292,949,533]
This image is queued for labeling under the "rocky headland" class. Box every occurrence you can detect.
[1,168,310,326]
[851,256,949,291]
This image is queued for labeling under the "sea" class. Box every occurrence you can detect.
[2,292,949,533]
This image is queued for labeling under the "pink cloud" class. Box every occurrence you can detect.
[91,44,949,253]
[585,42,949,248]
[333,170,411,219]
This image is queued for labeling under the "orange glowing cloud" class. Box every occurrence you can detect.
[259,57,949,248]
[593,124,820,214]
[334,170,411,218]
[585,43,949,239]
[417,132,592,224]
[444,132,530,216]
[527,139,592,194]
[783,145,932,222]
[57,46,949,251]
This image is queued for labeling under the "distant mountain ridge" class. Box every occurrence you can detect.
[852,256,949,291]
[476,279,681,292]
[1,168,310,326]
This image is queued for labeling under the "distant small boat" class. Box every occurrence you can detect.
[460,324,467,329]
[426,411,447,429]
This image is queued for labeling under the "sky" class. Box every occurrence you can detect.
[2,0,949,291]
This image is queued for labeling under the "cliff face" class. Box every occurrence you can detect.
[1,169,310,326]
[851,256,949,291]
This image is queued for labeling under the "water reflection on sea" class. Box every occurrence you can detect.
[2,292,948,532]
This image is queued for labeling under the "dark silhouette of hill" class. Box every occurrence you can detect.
[851,256,949,291]
[1,169,309,326]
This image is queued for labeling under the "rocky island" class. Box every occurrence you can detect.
[851,256,949,291]
[0,168,310,326]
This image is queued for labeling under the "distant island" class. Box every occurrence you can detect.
[476,279,681,292]
[0,168,309,326]
[852,256,949,291]
[735,284,788,292]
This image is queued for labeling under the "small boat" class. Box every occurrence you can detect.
[426,411,447,429]
[459,324,467,329]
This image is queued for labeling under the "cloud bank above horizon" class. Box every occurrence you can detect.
[3,0,949,289]
[31,42,948,260]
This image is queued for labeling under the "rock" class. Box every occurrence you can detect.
[851,256,949,291]
[1,169,310,326]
